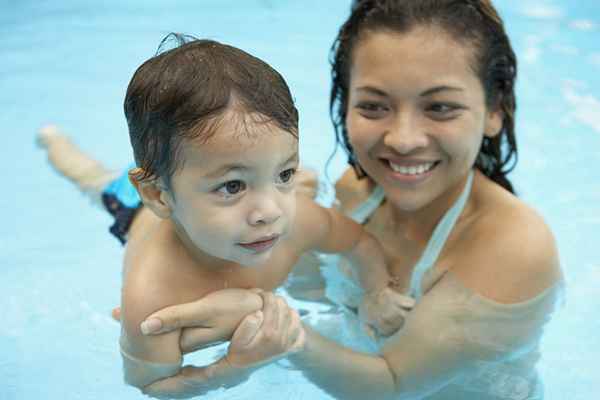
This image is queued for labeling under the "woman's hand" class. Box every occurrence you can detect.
[138,288,264,353]
[225,291,305,368]
[140,292,305,399]
[359,287,415,337]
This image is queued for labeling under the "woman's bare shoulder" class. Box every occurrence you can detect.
[334,167,375,214]
[451,180,563,304]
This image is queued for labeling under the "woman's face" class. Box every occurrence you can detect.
[346,27,502,212]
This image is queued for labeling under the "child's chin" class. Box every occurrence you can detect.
[238,251,273,268]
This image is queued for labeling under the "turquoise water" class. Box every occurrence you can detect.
[1,1,599,399]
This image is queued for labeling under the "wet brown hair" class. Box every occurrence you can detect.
[124,33,299,187]
[333,0,518,193]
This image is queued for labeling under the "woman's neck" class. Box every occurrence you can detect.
[385,171,476,244]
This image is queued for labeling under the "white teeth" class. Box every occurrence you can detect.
[389,161,435,175]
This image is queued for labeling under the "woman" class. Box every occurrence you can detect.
[70,1,564,398]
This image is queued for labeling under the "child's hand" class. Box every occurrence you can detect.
[358,287,416,337]
[225,292,305,368]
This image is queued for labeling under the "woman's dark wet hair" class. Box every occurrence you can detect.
[332,0,518,193]
[124,33,299,187]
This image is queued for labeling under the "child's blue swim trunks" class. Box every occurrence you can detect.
[101,164,142,245]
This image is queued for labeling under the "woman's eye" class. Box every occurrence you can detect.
[355,102,388,118]
[426,103,463,118]
[278,168,296,184]
[217,180,246,196]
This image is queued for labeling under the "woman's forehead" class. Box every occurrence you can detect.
[350,28,480,92]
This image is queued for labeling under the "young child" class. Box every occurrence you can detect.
[38,34,413,392]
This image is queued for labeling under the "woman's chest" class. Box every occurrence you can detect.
[362,209,458,295]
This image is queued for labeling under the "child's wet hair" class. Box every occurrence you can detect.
[332,0,518,193]
[124,33,299,187]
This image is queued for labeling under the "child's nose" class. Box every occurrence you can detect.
[247,197,282,226]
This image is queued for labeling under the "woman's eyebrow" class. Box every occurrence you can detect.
[420,85,464,97]
[355,86,388,97]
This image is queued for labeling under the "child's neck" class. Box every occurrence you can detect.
[168,220,242,274]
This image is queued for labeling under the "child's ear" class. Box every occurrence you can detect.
[484,107,504,139]
[128,168,172,219]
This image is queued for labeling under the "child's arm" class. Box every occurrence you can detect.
[121,287,263,390]
[293,195,414,335]
[140,292,305,398]
[120,295,184,389]
[294,195,387,293]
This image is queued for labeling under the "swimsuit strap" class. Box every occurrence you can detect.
[348,185,386,224]
[409,171,474,299]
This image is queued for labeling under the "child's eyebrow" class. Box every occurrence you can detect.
[205,151,299,179]
[205,164,248,178]
[283,151,299,165]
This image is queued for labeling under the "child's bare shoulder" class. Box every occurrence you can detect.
[121,223,198,337]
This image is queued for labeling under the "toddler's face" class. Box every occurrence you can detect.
[165,112,298,267]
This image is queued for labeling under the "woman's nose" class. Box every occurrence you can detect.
[383,112,428,154]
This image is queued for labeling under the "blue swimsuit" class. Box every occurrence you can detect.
[101,164,142,244]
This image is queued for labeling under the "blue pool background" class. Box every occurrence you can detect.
[1,0,599,398]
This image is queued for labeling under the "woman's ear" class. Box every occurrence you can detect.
[128,168,172,219]
[484,107,504,138]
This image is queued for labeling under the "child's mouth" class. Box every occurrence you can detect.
[238,234,280,253]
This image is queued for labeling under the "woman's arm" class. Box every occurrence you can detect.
[290,326,398,399]
[288,277,472,400]
[289,204,564,400]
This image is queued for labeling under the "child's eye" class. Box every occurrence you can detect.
[278,168,296,184]
[216,180,246,196]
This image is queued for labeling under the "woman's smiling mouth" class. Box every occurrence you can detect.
[383,159,440,183]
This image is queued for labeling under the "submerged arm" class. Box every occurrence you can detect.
[294,195,390,293]
[294,196,414,335]
[289,278,471,400]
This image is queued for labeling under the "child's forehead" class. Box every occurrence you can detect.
[189,116,296,149]
[179,118,298,172]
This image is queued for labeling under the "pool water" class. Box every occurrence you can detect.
[1,1,599,399]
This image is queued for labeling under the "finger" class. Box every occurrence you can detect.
[141,300,211,335]
[276,297,291,332]
[380,307,408,324]
[258,292,280,333]
[111,307,121,322]
[249,288,264,294]
[180,328,226,354]
[290,313,306,353]
[231,311,264,348]
[142,375,190,399]
[287,310,302,349]
[362,323,377,340]
[394,294,416,309]
[142,366,212,399]
[378,314,406,336]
